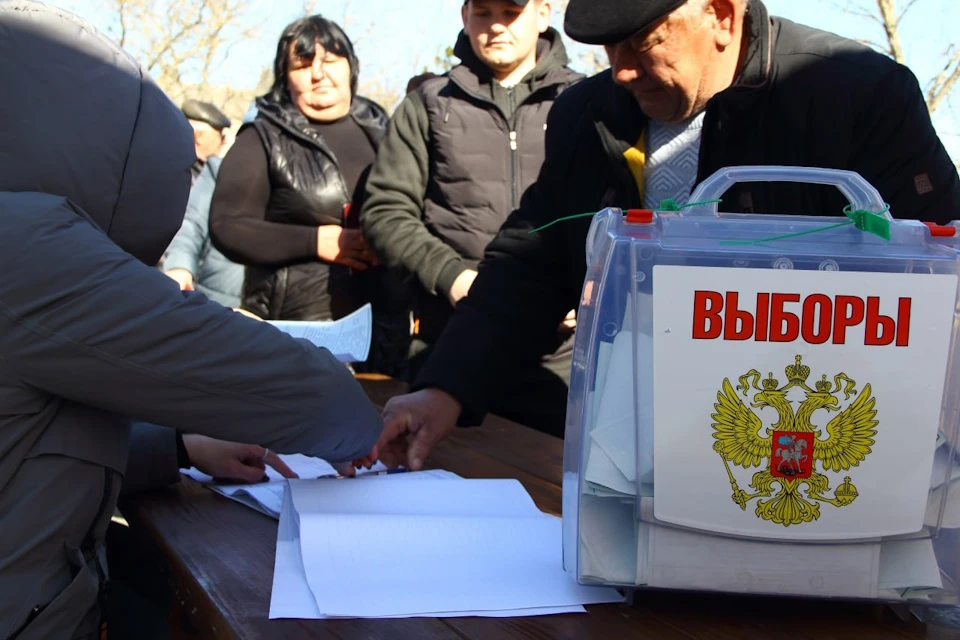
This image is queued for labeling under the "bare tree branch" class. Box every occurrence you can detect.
[928,47,960,113]
[875,0,906,63]
[854,38,889,53]
[898,0,922,21]
[838,0,960,114]
[108,0,259,121]
[824,0,884,27]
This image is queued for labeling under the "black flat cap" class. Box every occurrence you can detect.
[181,99,231,130]
[564,0,688,45]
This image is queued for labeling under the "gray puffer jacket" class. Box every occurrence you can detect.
[0,4,382,638]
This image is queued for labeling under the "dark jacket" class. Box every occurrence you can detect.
[414,0,960,425]
[225,95,388,320]
[163,157,244,307]
[360,28,582,339]
[0,4,382,637]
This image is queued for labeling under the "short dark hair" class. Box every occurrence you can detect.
[266,15,359,104]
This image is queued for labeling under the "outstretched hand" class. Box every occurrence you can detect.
[353,388,461,471]
[183,434,298,483]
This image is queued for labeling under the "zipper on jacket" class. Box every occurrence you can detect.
[8,605,45,639]
[509,130,519,209]
[508,87,519,209]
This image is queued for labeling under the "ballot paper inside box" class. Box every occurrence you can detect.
[561,166,960,605]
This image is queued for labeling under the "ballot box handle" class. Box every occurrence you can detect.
[685,166,890,219]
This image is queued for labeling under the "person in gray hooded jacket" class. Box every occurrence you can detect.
[0,4,382,639]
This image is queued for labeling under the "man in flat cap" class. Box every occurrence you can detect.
[362,0,960,470]
[360,0,581,436]
[182,98,231,183]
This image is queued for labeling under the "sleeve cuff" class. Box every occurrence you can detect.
[162,252,199,276]
[435,260,467,298]
[411,374,486,427]
[175,431,191,469]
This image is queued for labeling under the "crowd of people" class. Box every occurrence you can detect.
[2,0,959,637]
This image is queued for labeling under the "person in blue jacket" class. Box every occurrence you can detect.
[163,157,245,307]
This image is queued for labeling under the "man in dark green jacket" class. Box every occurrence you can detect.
[358,0,960,471]
[360,0,582,436]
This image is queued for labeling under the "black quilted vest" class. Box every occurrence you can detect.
[242,96,387,320]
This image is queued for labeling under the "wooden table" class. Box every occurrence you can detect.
[120,378,941,639]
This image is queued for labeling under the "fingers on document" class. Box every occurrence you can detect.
[266,451,299,479]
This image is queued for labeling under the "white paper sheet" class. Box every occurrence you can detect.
[878,539,943,590]
[929,445,960,490]
[578,496,637,585]
[583,441,635,497]
[643,522,882,598]
[269,483,586,619]
[925,477,960,528]
[268,303,372,362]
[588,331,654,486]
[277,478,623,618]
[181,453,406,519]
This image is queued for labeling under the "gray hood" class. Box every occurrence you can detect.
[0,1,195,264]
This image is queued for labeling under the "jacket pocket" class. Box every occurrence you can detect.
[10,548,99,640]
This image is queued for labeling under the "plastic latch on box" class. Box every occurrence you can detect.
[923,221,957,237]
[625,209,654,224]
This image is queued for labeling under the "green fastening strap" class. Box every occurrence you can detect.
[720,204,892,246]
[527,199,723,234]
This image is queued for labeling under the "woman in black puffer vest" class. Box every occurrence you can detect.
[210,15,410,374]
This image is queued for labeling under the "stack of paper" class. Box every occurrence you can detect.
[271,476,624,619]
[182,454,431,519]
[268,303,372,362]
[583,331,652,498]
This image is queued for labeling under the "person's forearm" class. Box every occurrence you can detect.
[211,216,319,266]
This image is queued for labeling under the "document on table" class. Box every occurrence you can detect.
[182,453,432,519]
[268,303,371,362]
[270,477,623,619]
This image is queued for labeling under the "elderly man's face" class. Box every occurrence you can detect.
[193,125,225,162]
[605,2,727,123]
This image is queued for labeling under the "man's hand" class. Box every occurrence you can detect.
[182,434,297,483]
[316,225,378,270]
[560,309,577,332]
[165,268,194,291]
[447,269,478,306]
[354,388,462,470]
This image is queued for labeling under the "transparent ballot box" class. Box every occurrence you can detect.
[562,166,960,604]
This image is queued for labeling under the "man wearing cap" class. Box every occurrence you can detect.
[360,0,582,436]
[362,0,960,470]
[182,98,231,183]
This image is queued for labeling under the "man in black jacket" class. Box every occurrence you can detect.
[360,0,960,470]
[360,0,582,436]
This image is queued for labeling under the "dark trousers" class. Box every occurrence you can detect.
[404,337,572,438]
[103,522,171,639]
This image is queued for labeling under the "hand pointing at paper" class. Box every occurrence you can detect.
[355,388,461,471]
[183,434,298,483]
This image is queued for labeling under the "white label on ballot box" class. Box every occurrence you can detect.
[652,265,956,540]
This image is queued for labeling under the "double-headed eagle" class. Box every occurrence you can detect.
[711,355,878,527]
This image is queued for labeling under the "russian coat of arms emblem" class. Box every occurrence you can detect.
[711,355,878,526]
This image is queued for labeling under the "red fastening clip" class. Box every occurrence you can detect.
[625,209,654,224]
[922,221,956,237]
